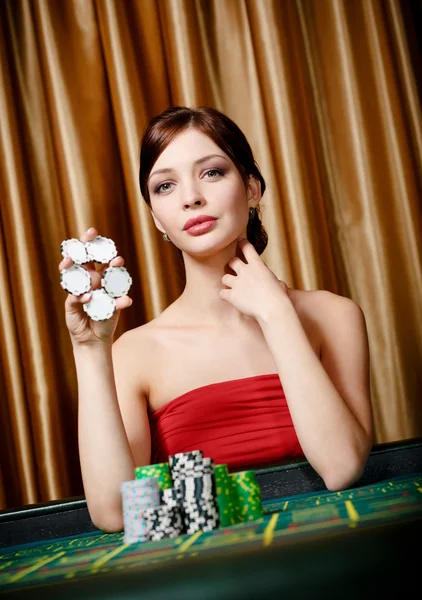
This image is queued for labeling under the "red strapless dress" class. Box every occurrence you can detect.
[148,373,304,470]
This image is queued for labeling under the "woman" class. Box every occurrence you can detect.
[59,106,373,532]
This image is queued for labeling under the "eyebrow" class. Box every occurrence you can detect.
[148,154,228,182]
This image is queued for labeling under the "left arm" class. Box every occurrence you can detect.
[257,292,373,491]
[221,239,374,491]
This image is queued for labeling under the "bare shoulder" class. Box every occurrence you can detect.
[114,296,184,362]
[112,315,169,362]
[111,317,168,398]
[289,287,364,317]
[287,288,367,343]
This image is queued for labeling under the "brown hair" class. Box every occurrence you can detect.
[139,106,268,254]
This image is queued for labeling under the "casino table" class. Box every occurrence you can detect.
[0,437,421,599]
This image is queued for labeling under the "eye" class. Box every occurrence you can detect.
[204,168,224,179]
[153,168,225,195]
[154,182,174,194]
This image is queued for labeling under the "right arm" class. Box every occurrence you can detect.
[75,337,151,532]
[60,228,151,532]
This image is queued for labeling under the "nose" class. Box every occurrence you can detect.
[182,180,206,210]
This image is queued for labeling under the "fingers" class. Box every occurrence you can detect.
[109,256,125,267]
[79,229,125,273]
[96,256,125,282]
[66,292,132,310]
[237,237,258,261]
[66,291,132,308]
[59,228,97,272]
[58,256,73,271]
[222,274,235,287]
[228,257,245,272]
[80,227,98,243]
[65,292,92,310]
[77,228,99,275]
[115,295,133,311]
[60,229,124,270]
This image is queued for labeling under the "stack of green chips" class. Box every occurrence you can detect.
[230,470,264,523]
[213,464,239,527]
[134,462,172,491]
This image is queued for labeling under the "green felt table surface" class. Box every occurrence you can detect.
[1,471,421,598]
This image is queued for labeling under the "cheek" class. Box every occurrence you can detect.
[219,180,248,208]
[151,210,171,235]
[230,187,249,217]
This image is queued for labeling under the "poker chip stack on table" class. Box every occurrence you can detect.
[121,450,264,544]
[169,451,220,534]
[59,235,132,321]
[120,478,161,544]
[214,464,239,526]
[231,470,264,522]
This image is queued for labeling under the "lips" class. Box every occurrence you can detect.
[183,215,217,230]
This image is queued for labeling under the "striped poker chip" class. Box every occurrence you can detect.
[169,450,204,472]
[183,497,220,534]
[121,477,162,544]
[162,488,182,502]
[123,525,149,543]
[122,489,161,504]
[60,264,91,296]
[121,476,160,492]
[170,450,203,463]
[101,266,132,298]
[143,505,184,541]
[167,451,220,535]
[60,238,89,265]
[171,457,214,490]
[122,496,161,510]
[83,289,116,321]
[162,487,183,510]
[179,473,215,498]
[85,235,117,264]
[121,478,161,500]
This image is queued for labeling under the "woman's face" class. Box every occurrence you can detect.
[147,128,259,257]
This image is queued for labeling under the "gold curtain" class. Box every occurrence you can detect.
[0,0,421,510]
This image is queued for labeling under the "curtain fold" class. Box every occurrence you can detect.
[0,0,421,509]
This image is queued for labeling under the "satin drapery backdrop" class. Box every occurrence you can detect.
[0,0,421,509]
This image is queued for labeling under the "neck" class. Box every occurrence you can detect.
[176,240,251,327]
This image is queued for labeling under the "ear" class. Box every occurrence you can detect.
[247,175,261,209]
[150,208,166,235]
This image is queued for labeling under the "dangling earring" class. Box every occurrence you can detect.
[163,232,171,242]
[249,207,256,220]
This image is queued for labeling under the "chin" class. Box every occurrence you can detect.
[180,234,238,258]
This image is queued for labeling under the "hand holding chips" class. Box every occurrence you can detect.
[59,230,132,322]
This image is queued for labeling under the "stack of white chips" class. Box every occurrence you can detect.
[60,236,132,321]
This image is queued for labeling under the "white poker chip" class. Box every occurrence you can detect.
[83,289,116,321]
[85,236,117,264]
[101,266,132,298]
[60,238,89,265]
[60,265,91,296]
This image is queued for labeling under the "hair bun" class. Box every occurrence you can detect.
[247,206,268,255]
